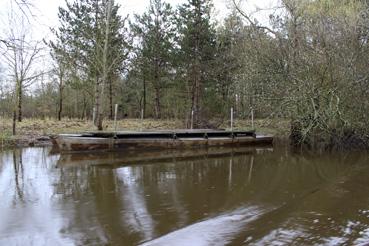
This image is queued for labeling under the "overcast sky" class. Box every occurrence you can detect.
[0,0,279,41]
[0,0,279,88]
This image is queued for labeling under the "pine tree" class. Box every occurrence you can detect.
[50,0,128,129]
[214,12,245,115]
[130,0,175,119]
[177,0,216,127]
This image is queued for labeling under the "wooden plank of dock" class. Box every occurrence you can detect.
[81,129,256,139]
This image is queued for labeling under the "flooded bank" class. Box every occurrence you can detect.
[1,147,369,245]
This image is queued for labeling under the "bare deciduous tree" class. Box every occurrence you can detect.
[0,16,43,133]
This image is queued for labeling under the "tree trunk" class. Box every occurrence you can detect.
[81,96,87,120]
[153,66,161,119]
[74,90,78,118]
[93,0,102,130]
[12,109,16,135]
[58,72,63,121]
[143,74,146,119]
[154,86,161,119]
[94,77,103,130]
[95,0,112,131]
[109,78,113,120]
[17,82,22,122]
[188,63,200,128]
[153,10,162,120]
[191,2,201,128]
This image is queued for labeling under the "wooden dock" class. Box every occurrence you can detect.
[52,129,273,153]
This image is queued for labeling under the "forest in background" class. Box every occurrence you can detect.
[1,0,369,148]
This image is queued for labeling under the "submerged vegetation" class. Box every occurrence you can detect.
[1,0,369,148]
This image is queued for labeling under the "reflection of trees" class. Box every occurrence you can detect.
[50,148,369,245]
[54,165,110,245]
[116,167,155,243]
[12,149,24,203]
[132,153,254,238]
[0,148,77,244]
[139,149,366,245]
[55,165,92,198]
[54,164,151,245]
[228,151,369,245]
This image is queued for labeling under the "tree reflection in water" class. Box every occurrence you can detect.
[13,149,24,203]
[0,147,369,245]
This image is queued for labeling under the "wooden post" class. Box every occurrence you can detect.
[251,108,254,129]
[191,110,194,130]
[231,107,234,131]
[114,104,118,132]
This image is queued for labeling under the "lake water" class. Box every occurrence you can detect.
[1,146,369,245]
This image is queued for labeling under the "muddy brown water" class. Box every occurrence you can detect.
[1,146,369,245]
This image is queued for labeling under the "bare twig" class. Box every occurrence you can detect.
[231,0,279,37]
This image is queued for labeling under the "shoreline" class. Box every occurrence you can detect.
[1,135,53,149]
[0,118,289,149]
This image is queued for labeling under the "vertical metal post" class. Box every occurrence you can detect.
[251,108,254,129]
[231,107,234,131]
[114,104,118,132]
[191,110,194,130]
